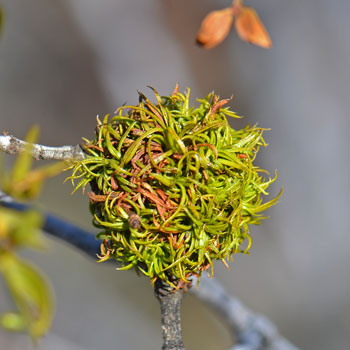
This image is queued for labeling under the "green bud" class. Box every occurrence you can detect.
[68,88,281,288]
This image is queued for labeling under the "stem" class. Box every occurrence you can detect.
[0,135,85,160]
[154,280,186,350]
[191,275,300,350]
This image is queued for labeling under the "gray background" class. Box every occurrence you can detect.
[0,0,349,349]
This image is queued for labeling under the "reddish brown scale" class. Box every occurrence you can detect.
[187,188,192,200]
[131,128,144,136]
[131,193,140,203]
[208,97,232,117]
[138,187,174,210]
[152,214,160,229]
[88,191,119,202]
[156,203,167,221]
[116,193,129,212]
[156,188,168,202]
[123,138,134,145]
[172,154,182,160]
[238,153,248,159]
[131,148,147,167]
[172,84,179,96]
[85,144,104,152]
[111,176,118,190]
[120,203,132,213]
[175,237,184,250]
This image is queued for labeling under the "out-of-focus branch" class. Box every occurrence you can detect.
[0,191,99,258]
[0,193,300,350]
[0,135,85,160]
[190,275,300,350]
[154,280,186,350]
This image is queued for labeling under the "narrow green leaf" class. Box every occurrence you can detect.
[11,126,40,184]
[0,208,45,249]
[0,312,27,332]
[0,251,54,339]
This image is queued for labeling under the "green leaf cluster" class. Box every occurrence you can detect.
[68,88,281,288]
[0,208,54,340]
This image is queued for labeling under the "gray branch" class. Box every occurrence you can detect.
[0,191,100,258]
[154,281,186,350]
[190,275,300,350]
[0,135,85,160]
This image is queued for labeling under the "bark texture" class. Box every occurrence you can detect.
[154,281,186,350]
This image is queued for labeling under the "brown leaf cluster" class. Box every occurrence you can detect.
[196,8,234,49]
[235,7,272,48]
[196,4,272,50]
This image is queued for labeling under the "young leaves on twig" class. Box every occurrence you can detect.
[0,126,65,340]
[0,250,54,340]
[0,126,67,200]
[0,205,54,340]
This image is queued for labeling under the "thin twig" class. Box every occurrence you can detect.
[154,280,186,350]
[0,135,85,160]
[0,193,300,350]
[0,192,99,257]
[190,275,300,350]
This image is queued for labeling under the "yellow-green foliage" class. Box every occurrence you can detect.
[0,127,57,340]
[69,88,281,287]
[0,208,54,340]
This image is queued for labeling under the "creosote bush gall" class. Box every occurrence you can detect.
[68,88,281,288]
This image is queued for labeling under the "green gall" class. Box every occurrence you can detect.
[68,88,281,288]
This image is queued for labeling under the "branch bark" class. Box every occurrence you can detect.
[190,275,300,350]
[0,135,85,160]
[0,192,100,258]
[154,280,186,350]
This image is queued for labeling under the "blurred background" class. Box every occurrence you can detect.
[0,0,349,349]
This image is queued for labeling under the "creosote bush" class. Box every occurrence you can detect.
[68,88,280,288]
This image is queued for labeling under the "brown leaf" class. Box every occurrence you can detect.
[196,8,234,49]
[172,83,179,96]
[209,96,233,117]
[234,7,272,48]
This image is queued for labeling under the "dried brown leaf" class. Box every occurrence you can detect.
[196,8,234,49]
[234,7,272,48]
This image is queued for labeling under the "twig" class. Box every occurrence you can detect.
[190,275,300,350]
[154,280,186,350]
[0,135,85,160]
[0,193,300,350]
[0,192,100,257]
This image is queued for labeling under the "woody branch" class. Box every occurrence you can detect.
[0,134,85,160]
